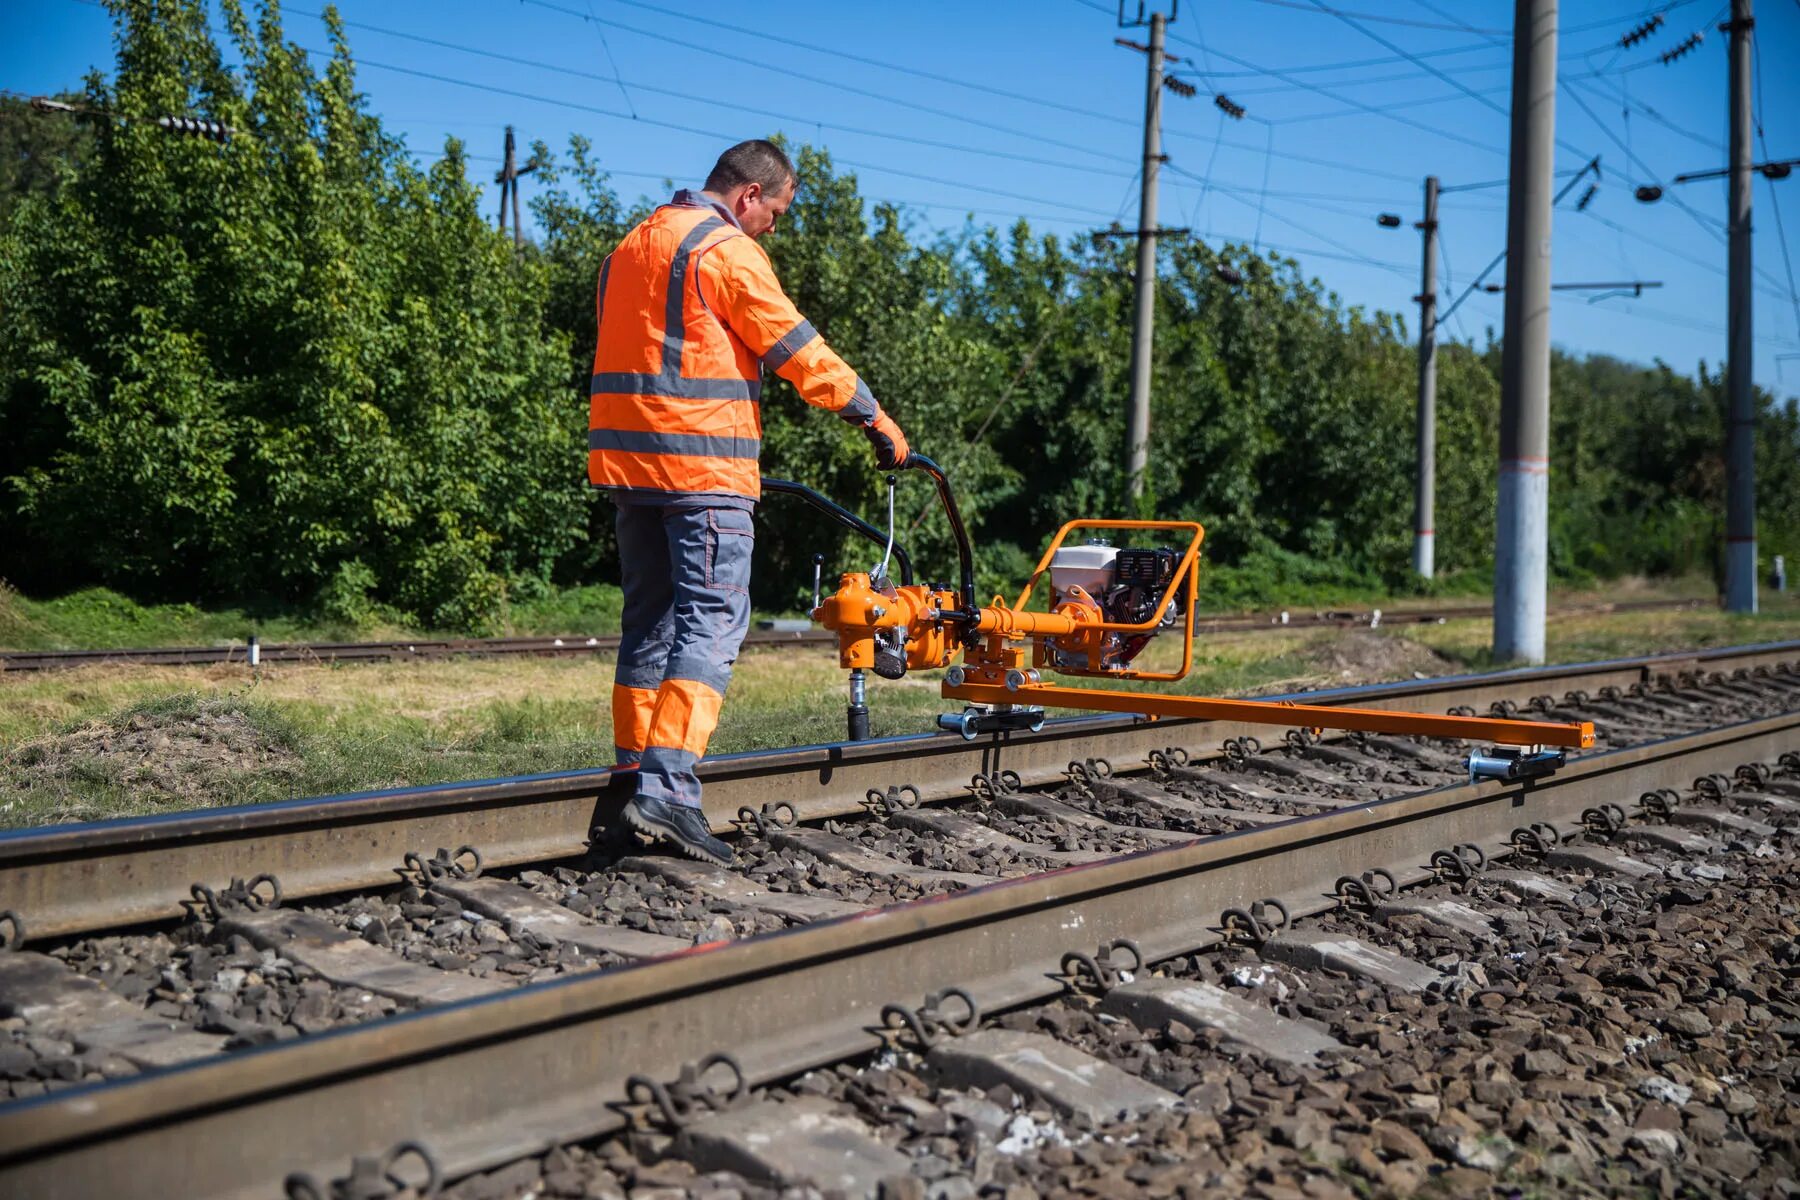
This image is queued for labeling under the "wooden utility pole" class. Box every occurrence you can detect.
[495,126,537,249]
[1112,4,1195,503]
[1124,10,1165,502]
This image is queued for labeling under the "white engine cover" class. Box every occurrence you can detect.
[1049,543,1117,603]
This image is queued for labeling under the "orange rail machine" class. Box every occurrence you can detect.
[768,456,1592,783]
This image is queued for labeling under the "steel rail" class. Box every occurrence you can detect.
[0,597,1710,672]
[1,641,1793,940]
[0,704,1793,1199]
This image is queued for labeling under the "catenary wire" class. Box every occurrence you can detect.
[313,52,1127,219]
[515,0,1122,164]
[1752,29,1800,341]
[1168,35,1512,157]
[574,0,1142,132]
[1304,0,1507,117]
[1559,80,1729,247]
[1235,0,1507,34]
[581,0,638,119]
[299,8,1136,179]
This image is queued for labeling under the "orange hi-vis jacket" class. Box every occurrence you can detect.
[588,191,879,503]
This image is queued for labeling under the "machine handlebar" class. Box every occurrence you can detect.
[901,454,978,629]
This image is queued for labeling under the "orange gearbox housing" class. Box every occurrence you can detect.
[811,574,958,671]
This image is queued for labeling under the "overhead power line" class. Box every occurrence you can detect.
[1272,81,1512,125]
[1167,35,1506,158]
[1302,0,1507,118]
[1751,29,1800,341]
[528,0,1450,193]
[323,52,1125,220]
[592,0,1139,132]
[396,142,1136,232]
[1226,0,1703,40]
[1577,206,1794,306]
[1235,0,1507,34]
[516,0,1118,164]
[287,9,1135,181]
[1559,81,1730,246]
[1166,163,1414,279]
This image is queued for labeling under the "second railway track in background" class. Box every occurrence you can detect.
[0,641,1795,1197]
[0,596,1711,672]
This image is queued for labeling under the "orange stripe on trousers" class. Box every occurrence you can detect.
[646,678,725,758]
[612,684,658,753]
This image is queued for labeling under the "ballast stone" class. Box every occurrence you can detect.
[923,1028,1179,1124]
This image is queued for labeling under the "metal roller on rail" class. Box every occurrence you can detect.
[774,455,1593,782]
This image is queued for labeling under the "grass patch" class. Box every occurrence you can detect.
[0,580,631,653]
[3,572,1728,654]
[3,593,1797,829]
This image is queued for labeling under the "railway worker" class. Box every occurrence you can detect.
[589,138,910,866]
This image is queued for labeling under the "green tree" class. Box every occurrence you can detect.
[1,0,580,630]
[0,93,95,222]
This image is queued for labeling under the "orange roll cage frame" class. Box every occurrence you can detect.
[793,459,1594,752]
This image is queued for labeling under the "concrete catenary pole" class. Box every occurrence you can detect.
[1724,0,1757,612]
[1414,175,1440,579]
[1494,0,1558,665]
[1125,11,1165,502]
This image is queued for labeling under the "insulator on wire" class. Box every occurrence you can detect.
[1660,32,1702,64]
[156,115,233,143]
[1619,14,1664,48]
[1213,94,1245,120]
[1576,184,1597,212]
[1163,75,1197,99]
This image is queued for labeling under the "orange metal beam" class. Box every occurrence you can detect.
[942,681,1595,749]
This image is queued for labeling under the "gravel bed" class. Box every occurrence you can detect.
[1040,787,1249,837]
[520,866,791,942]
[427,787,1800,1200]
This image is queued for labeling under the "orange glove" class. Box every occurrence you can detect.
[861,409,909,470]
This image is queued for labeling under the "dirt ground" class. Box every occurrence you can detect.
[5,699,301,822]
[1301,629,1456,683]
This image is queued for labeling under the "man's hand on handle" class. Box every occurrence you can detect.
[862,410,909,470]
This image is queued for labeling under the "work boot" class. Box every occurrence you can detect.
[622,795,733,867]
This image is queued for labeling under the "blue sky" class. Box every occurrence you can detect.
[6,0,1799,399]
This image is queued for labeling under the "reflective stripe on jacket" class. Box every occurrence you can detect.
[588,191,878,502]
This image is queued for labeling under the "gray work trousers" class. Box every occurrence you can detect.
[612,502,754,808]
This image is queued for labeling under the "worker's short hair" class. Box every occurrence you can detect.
[705,139,796,195]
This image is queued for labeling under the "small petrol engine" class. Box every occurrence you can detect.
[1044,540,1185,671]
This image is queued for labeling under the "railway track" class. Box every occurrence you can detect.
[0,596,1709,672]
[0,640,1795,1198]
